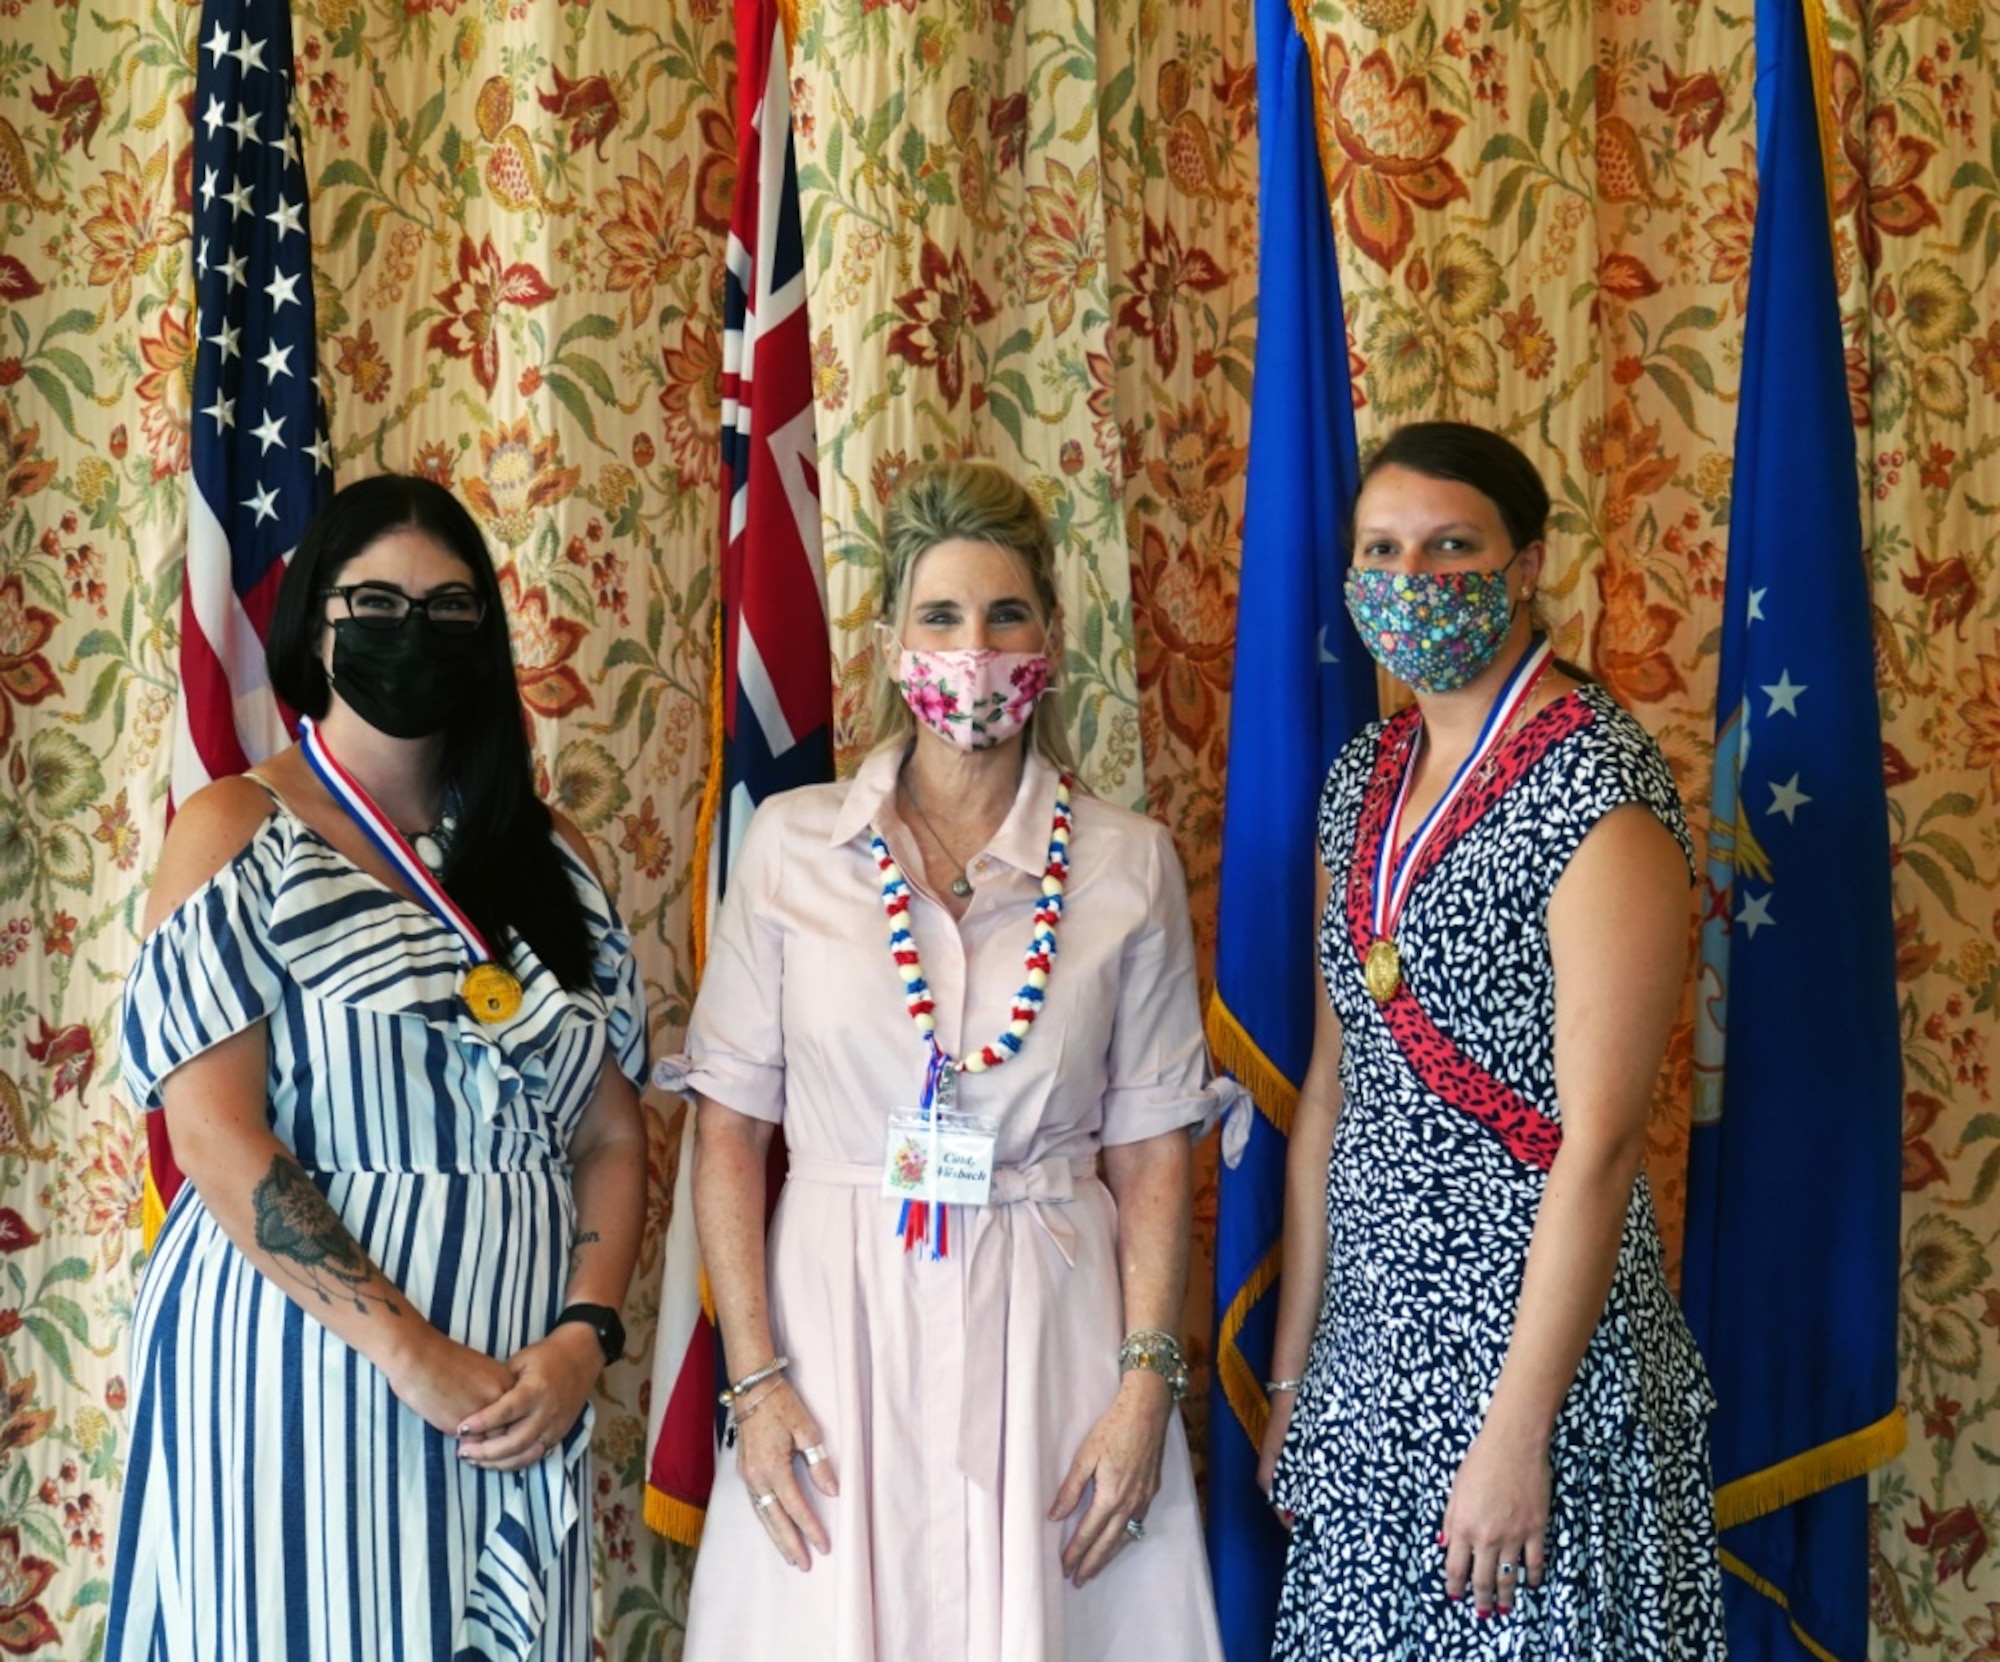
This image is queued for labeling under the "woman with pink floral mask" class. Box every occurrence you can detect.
[661,460,1229,1662]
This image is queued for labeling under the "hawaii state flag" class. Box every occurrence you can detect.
[1681,2,1904,1657]
[1202,2,1378,1655]
[644,0,830,1547]
[145,0,331,1244]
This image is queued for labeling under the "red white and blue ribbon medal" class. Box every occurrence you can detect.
[1365,638,1552,1003]
[299,716,524,1024]
[870,774,1073,1258]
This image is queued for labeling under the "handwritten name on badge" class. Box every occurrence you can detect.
[882,1112,999,1207]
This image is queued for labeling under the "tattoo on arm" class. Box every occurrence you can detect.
[570,1229,602,1267]
[251,1157,403,1317]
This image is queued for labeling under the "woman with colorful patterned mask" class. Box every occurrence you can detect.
[669,459,1229,1661]
[1343,426,1545,697]
[1258,423,1724,1658]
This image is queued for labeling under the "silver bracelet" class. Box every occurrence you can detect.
[1264,1377,1304,1395]
[1118,1329,1189,1403]
[723,1355,790,1402]
[719,1356,791,1449]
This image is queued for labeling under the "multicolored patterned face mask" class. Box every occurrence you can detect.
[897,646,1051,751]
[1343,565,1520,694]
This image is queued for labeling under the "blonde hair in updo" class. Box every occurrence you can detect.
[871,460,1075,770]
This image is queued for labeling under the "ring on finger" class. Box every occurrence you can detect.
[1123,1517,1146,1542]
[754,1492,778,1513]
[803,1443,828,1467]
[1497,1561,1517,1578]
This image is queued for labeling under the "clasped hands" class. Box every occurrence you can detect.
[389,1324,605,1472]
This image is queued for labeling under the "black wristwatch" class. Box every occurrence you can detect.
[554,1302,625,1366]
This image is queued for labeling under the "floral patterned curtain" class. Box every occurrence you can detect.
[0,0,1993,1656]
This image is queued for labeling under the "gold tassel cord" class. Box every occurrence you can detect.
[688,591,726,984]
[1802,0,1841,243]
[1720,1549,1848,1662]
[1214,1240,1286,1452]
[1285,0,1350,305]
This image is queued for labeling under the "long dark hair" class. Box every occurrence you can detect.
[266,475,594,989]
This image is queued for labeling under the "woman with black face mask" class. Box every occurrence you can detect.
[108,475,648,1662]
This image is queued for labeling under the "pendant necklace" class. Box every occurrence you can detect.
[410,814,455,875]
[1365,638,1552,1004]
[900,776,977,899]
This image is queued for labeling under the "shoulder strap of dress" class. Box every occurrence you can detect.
[239,768,299,820]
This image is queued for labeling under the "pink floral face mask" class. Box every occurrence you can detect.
[897,646,1051,752]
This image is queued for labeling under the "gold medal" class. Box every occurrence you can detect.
[463,963,524,1025]
[1363,937,1402,1003]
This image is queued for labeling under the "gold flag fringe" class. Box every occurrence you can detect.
[1204,993,1300,1137]
[1712,1406,1906,1530]
[645,1482,708,1550]
[141,1163,167,1251]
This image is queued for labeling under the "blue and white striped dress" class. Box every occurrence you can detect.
[109,806,647,1662]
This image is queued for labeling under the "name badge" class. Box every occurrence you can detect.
[882,1111,998,1207]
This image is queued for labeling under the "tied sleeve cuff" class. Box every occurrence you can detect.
[1099,1071,1242,1147]
[590,909,648,1088]
[650,1050,785,1123]
[555,839,650,1087]
[1214,1077,1258,1168]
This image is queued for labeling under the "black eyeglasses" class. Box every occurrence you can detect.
[323,583,486,634]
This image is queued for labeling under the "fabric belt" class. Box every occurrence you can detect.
[785,1149,1100,1490]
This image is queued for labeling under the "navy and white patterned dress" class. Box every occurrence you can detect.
[109,805,647,1662]
[1270,684,1725,1660]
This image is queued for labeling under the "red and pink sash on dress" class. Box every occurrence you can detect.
[1344,698,1595,1172]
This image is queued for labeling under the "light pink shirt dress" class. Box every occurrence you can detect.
[666,744,1228,1662]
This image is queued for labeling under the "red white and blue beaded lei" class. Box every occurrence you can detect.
[868,774,1073,1257]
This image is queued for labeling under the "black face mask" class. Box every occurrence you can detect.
[327,616,488,739]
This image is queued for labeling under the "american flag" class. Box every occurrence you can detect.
[146,0,329,1234]
[644,0,831,1547]
[179,0,328,797]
